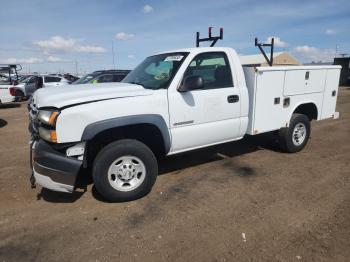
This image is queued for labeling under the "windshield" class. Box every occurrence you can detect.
[122,52,189,90]
[19,76,32,83]
[72,74,96,84]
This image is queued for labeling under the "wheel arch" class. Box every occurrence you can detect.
[14,86,26,96]
[290,102,319,121]
[81,115,171,165]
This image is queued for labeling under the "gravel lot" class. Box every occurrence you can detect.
[0,88,349,262]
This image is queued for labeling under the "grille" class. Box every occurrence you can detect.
[28,100,39,136]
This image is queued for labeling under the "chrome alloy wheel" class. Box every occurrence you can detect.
[107,156,146,192]
[292,123,307,146]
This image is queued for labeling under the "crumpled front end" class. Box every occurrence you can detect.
[28,100,84,193]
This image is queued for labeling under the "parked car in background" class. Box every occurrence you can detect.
[63,73,79,83]
[46,73,79,83]
[72,70,130,85]
[0,64,21,104]
[12,75,34,101]
[17,75,30,83]
[13,74,69,100]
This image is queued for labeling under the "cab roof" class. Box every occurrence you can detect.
[155,47,236,56]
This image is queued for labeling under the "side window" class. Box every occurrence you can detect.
[184,52,233,89]
[112,74,125,82]
[96,74,114,83]
[44,76,53,82]
[28,76,37,83]
[44,76,60,83]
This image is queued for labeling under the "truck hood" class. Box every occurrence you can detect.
[32,82,154,108]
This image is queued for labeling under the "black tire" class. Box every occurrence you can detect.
[15,90,24,102]
[278,113,310,153]
[92,139,158,202]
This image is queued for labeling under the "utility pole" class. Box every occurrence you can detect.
[75,60,78,75]
[335,45,339,58]
[112,40,116,69]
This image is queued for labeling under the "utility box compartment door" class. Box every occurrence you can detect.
[321,69,340,119]
[284,69,327,96]
[252,70,286,134]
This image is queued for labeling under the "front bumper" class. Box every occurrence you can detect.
[31,139,82,193]
[333,111,340,119]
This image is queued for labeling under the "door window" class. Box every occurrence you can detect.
[28,76,37,83]
[95,74,114,83]
[184,52,233,89]
[112,74,126,82]
[44,76,61,82]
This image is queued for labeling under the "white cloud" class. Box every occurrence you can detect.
[143,4,154,13]
[294,45,318,54]
[127,54,135,59]
[46,56,63,62]
[115,32,135,41]
[43,50,53,56]
[34,36,76,52]
[1,57,43,64]
[293,45,335,62]
[75,45,106,53]
[22,58,43,64]
[33,36,106,54]
[266,36,288,47]
[325,29,336,35]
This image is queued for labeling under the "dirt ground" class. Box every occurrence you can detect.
[0,88,349,262]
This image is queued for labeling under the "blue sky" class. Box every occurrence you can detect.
[0,0,349,74]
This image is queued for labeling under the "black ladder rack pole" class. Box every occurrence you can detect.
[254,37,274,66]
[196,32,200,47]
[196,27,223,47]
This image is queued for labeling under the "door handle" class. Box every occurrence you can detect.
[227,95,239,103]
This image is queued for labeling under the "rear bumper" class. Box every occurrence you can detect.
[31,139,82,193]
[0,96,15,104]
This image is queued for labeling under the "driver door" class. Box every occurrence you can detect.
[168,52,241,153]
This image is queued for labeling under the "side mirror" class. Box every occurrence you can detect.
[178,75,204,92]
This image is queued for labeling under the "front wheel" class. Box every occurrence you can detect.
[279,113,310,153]
[93,139,158,202]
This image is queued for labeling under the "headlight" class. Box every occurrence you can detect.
[38,127,57,143]
[37,110,59,126]
[37,109,59,142]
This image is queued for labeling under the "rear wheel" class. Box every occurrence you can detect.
[93,139,158,202]
[15,90,24,102]
[279,113,310,153]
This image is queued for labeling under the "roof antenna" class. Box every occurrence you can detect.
[255,37,274,66]
[196,27,223,47]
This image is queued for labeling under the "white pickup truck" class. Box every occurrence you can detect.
[28,47,341,202]
[0,65,18,104]
[0,84,15,104]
